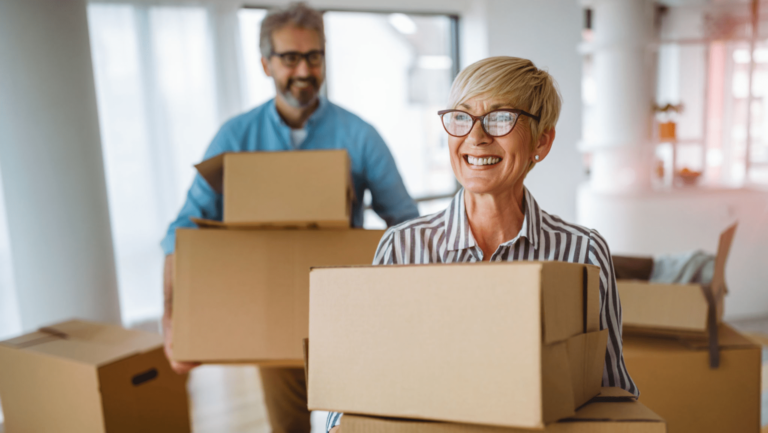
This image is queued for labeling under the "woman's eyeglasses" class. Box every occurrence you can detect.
[437,109,540,137]
[270,50,325,68]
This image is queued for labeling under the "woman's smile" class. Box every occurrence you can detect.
[464,154,502,168]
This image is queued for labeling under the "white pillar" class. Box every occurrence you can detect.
[0,0,121,331]
[586,0,655,191]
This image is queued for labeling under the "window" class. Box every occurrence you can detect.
[654,2,768,187]
[88,4,222,325]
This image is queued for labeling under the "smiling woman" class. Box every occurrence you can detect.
[326,56,639,432]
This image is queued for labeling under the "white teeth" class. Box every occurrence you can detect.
[467,156,500,166]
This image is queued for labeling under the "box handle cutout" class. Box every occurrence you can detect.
[131,368,158,386]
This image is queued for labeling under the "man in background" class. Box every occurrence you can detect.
[160,3,419,432]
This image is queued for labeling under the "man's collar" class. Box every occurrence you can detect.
[445,187,541,252]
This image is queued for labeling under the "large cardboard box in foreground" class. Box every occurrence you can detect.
[615,224,736,337]
[195,149,353,227]
[0,319,190,433]
[623,324,760,433]
[340,388,665,433]
[308,262,607,429]
[173,227,384,364]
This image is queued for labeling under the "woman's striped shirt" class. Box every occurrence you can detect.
[327,188,638,431]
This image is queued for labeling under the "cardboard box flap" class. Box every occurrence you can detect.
[0,319,162,366]
[541,341,576,424]
[195,153,225,194]
[619,281,708,333]
[567,330,609,408]
[612,255,654,281]
[585,266,601,332]
[303,338,310,386]
[594,387,636,399]
[564,400,664,423]
[191,217,349,230]
[191,217,227,228]
[678,323,758,350]
[711,223,737,300]
[541,262,600,343]
[541,330,609,424]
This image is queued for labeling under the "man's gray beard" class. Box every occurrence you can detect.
[278,85,317,109]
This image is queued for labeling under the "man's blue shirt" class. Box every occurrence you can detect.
[161,97,419,254]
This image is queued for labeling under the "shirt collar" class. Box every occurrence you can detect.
[445,187,541,252]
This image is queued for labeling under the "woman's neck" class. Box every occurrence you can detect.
[464,187,526,261]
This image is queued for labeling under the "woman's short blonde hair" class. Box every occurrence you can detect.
[448,56,562,148]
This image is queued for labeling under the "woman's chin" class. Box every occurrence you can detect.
[461,181,502,196]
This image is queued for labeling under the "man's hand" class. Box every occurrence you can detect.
[163,254,200,374]
[329,427,340,433]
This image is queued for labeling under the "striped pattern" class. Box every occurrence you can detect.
[327,188,637,431]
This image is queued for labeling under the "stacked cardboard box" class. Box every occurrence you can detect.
[622,325,759,433]
[614,224,761,433]
[305,262,654,431]
[339,388,665,433]
[172,150,384,365]
[0,319,190,432]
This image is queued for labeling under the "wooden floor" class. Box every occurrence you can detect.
[188,364,328,433]
[188,365,271,433]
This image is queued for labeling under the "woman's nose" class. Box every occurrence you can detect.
[467,119,490,146]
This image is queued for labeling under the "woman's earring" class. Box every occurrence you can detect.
[534,155,540,161]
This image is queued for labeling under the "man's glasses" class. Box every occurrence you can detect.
[437,109,540,137]
[270,50,325,68]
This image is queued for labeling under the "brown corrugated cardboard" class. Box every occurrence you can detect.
[173,227,384,363]
[339,388,665,433]
[307,262,605,429]
[195,150,353,227]
[623,324,760,433]
[0,320,190,433]
[616,224,737,337]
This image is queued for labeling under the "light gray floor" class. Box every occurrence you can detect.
[730,315,768,336]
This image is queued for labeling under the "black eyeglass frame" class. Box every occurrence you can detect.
[270,49,326,68]
[437,109,541,137]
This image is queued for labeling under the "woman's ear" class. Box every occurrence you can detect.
[533,127,555,163]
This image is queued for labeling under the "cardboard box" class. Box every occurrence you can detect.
[615,224,737,337]
[308,262,607,429]
[194,149,353,227]
[0,319,190,433]
[622,324,760,433]
[173,227,385,364]
[339,388,666,433]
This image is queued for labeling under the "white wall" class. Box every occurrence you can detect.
[579,187,768,320]
[0,0,121,331]
[483,0,584,222]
